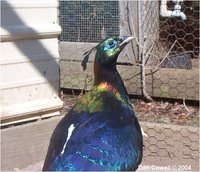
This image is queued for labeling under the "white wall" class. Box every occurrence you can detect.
[0,0,63,125]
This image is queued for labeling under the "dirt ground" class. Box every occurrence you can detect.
[60,92,199,127]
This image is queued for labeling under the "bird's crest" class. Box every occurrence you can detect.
[81,46,96,71]
[81,37,110,70]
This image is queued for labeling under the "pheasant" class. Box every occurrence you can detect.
[43,36,143,171]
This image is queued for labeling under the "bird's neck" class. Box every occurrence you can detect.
[94,62,129,102]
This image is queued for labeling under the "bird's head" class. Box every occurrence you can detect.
[82,36,134,70]
[95,36,134,66]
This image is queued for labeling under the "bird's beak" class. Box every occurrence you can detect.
[119,36,134,49]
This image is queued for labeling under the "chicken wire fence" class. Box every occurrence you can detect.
[59,0,199,101]
[59,1,120,42]
[59,1,199,169]
[140,122,199,171]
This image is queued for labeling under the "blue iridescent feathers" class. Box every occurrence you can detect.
[43,36,143,171]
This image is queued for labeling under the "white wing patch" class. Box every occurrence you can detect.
[141,127,148,137]
[61,124,75,155]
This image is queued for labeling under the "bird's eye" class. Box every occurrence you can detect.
[109,41,114,46]
[108,40,116,49]
[103,39,117,51]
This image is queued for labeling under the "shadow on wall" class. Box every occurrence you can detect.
[1,1,61,92]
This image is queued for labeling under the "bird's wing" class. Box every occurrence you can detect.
[44,111,142,171]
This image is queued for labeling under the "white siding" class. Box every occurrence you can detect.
[0,0,63,125]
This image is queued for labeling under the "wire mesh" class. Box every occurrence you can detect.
[59,1,199,101]
[136,1,199,68]
[160,1,199,59]
[59,1,120,42]
[59,1,199,170]
[140,122,199,171]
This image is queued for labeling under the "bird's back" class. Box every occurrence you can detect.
[43,89,143,171]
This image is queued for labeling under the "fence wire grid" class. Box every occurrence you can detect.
[59,1,120,42]
[59,1,199,170]
[59,1,199,101]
